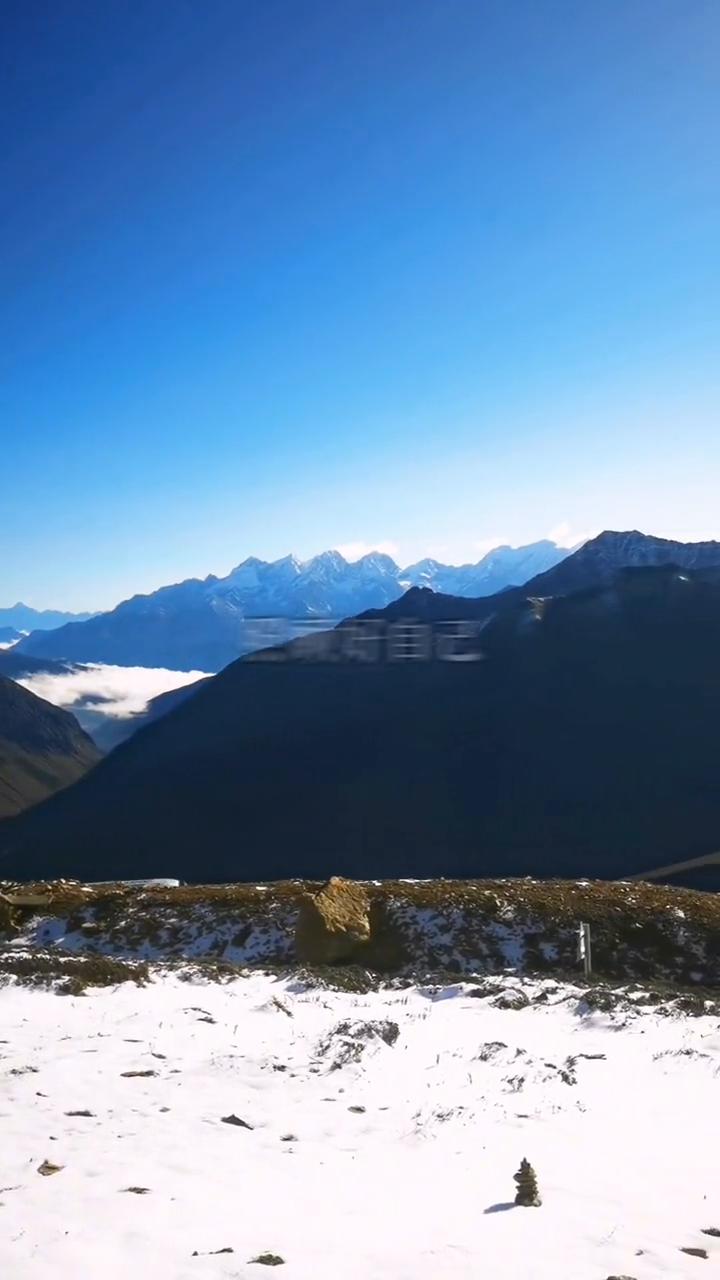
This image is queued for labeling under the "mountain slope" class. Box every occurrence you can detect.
[5,563,720,883]
[0,650,76,680]
[15,542,567,672]
[0,603,94,631]
[364,529,720,624]
[0,676,101,819]
[523,528,720,596]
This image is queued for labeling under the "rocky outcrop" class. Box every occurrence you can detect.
[295,877,371,964]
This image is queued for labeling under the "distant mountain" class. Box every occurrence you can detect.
[0,675,101,820]
[15,542,567,672]
[0,603,95,632]
[0,627,22,647]
[400,540,567,596]
[0,650,76,681]
[363,530,720,624]
[6,561,720,884]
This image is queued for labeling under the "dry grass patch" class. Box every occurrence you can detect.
[0,949,150,994]
[3,876,720,987]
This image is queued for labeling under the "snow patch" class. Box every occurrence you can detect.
[1,973,717,1277]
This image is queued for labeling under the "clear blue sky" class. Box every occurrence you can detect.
[2,0,719,610]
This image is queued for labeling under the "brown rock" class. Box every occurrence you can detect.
[295,877,371,964]
[0,894,18,937]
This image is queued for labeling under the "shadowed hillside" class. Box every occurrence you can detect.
[360,529,720,625]
[4,564,720,883]
[0,676,101,819]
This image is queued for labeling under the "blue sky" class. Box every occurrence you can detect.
[2,0,719,610]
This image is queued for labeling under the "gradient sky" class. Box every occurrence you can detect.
[2,0,719,610]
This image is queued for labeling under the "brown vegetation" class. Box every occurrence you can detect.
[1,876,719,987]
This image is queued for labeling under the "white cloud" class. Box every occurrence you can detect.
[546,522,599,549]
[17,664,211,721]
[334,540,401,562]
[473,536,512,556]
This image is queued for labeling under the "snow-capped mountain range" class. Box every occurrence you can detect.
[13,530,720,675]
[14,540,568,671]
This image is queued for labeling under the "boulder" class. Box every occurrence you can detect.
[494,988,531,1011]
[295,877,371,964]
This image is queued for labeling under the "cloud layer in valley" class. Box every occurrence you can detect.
[17,664,210,721]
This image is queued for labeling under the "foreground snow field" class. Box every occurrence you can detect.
[1,972,719,1279]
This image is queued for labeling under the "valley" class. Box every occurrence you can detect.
[4,538,720,887]
[4,8,717,1276]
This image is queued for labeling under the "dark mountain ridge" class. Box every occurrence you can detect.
[0,676,101,820]
[4,560,720,884]
[89,677,212,752]
[361,529,720,624]
[0,650,77,681]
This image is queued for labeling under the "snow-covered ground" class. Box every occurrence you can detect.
[1,971,718,1279]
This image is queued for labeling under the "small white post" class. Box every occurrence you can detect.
[577,921,592,978]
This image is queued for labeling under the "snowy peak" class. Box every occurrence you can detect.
[35,534,720,673]
[213,542,566,618]
[12,541,570,669]
[354,551,399,575]
[402,557,444,575]
[300,549,349,577]
[401,541,567,597]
